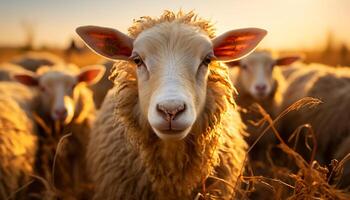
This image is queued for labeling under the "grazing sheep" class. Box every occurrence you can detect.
[90,60,114,108]
[11,52,64,72]
[14,64,105,197]
[0,82,39,199]
[226,51,300,150]
[77,10,267,199]
[0,62,29,81]
[280,65,350,186]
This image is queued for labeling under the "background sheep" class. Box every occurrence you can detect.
[14,63,105,198]
[11,52,64,72]
[0,62,30,81]
[226,51,300,153]
[77,10,266,199]
[280,65,350,187]
[0,82,39,199]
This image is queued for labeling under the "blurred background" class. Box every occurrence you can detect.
[0,0,349,66]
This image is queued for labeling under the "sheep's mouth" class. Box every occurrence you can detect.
[152,127,191,141]
[158,129,184,135]
[254,92,268,99]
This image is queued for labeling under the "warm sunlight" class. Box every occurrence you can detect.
[0,0,350,50]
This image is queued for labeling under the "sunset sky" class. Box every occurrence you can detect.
[0,0,349,50]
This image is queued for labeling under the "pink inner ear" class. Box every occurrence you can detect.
[214,33,259,58]
[14,75,38,86]
[78,69,101,83]
[87,30,132,58]
[76,26,134,60]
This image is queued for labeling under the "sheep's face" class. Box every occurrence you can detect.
[38,71,77,124]
[76,22,267,141]
[14,65,105,125]
[239,52,276,99]
[133,23,212,140]
[231,52,300,100]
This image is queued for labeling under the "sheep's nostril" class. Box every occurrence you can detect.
[54,108,67,120]
[156,102,186,122]
[255,84,267,92]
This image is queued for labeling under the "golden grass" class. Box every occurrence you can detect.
[195,97,350,199]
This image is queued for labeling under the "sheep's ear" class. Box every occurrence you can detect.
[275,56,301,66]
[212,28,267,62]
[225,60,241,68]
[13,73,39,86]
[76,26,133,61]
[77,65,106,85]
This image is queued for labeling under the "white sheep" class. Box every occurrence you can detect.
[13,63,105,197]
[226,51,300,151]
[0,82,39,199]
[76,10,267,199]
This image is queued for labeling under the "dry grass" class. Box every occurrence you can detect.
[196,97,350,200]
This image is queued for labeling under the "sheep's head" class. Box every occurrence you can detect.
[76,23,266,141]
[14,64,105,124]
[228,51,300,99]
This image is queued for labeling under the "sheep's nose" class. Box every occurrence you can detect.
[156,100,186,122]
[255,84,267,93]
[54,108,67,120]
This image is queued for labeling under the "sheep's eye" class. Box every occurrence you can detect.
[242,64,248,70]
[132,56,144,67]
[202,55,212,66]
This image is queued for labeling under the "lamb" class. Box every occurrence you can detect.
[13,63,105,197]
[76,10,267,199]
[280,65,350,186]
[0,82,39,199]
[11,52,64,72]
[90,60,114,108]
[226,51,300,150]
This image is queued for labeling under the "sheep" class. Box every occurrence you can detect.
[76,10,267,199]
[0,82,39,199]
[11,52,64,72]
[13,63,105,197]
[90,60,114,108]
[0,62,30,81]
[280,65,350,186]
[226,51,300,153]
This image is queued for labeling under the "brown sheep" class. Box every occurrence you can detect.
[0,82,39,199]
[77,10,267,199]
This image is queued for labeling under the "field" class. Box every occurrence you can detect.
[1,3,350,197]
[0,45,349,199]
